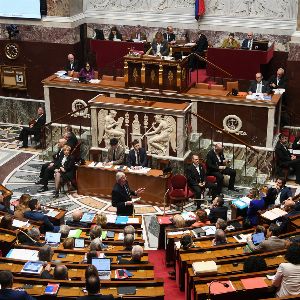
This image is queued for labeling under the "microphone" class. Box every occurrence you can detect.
[207,280,230,300]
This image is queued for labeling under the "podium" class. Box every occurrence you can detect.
[124,55,189,93]
[207,44,274,80]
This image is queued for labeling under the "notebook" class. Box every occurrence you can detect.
[208,280,236,295]
[92,258,111,280]
[81,212,96,223]
[241,277,268,289]
[45,232,61,246]
[44,283,60,295]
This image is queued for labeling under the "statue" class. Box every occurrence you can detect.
[144,115,177,155]
[97,109,126,147]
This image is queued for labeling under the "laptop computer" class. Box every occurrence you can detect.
[45,232,61,246]
[252,40,268,51]
[252,232,265,245]
[81,212,96,223]
[92,258,111,280]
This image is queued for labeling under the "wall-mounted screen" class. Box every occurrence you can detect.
[0,0,41,19]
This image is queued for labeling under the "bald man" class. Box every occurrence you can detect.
[241,32,254,49]
[278,199,300,233]
[65,53,80,75]
[206,143,237,194]
[66,209,89,228]
[268,68,287,90]
[248,72,270,95]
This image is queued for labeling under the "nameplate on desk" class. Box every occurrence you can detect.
[246,93,271,101]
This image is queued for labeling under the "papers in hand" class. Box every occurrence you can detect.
[261,207,287,221]
[131,197,140,203]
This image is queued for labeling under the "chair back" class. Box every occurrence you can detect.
[226,81,239,91]
[170,174,187,190]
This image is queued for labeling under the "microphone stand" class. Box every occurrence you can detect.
[207,280,230,300]
[163,189,169,216]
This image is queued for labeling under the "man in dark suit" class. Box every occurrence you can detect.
[190,33,208,70]
[0,270,36,300]
[264,177,292,207]
[275,134,300,184]
[278,199,300,233]
[163,26,176,43]
[111,172,145,215]
[151,32,169,56]
[248,72,271,95]
[127,140,148,168]
[206,143,237,194]
[241,32,254,49]
[63,125,78,150]
[24,199,59,233]
[268,68,287,90]
[65,53,80,75]
[77,275,114,300]
[185,154,217,208]
[208,196,228,223]
[105,138,125,165]
[17,107,46,148]
[36,138,66,192]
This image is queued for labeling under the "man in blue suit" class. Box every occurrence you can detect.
[0,270,36,300]
[24,199,59,233]
[127,140,148,168]
[241,32,254,49]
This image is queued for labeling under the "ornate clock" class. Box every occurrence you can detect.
[4,43,20,60]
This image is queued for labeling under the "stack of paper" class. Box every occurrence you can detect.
[12,219,29,228]
[128,217,139,224]
[68,229,82,238]
[181,212,196,221]
[7,249,39,261]
[261,208,287,221]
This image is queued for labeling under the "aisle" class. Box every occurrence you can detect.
[148,249,185,300]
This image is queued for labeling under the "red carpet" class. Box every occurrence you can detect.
[148,250,185,300]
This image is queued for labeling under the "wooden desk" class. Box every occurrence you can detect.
[0,184,13,210]
[124,55,189,92]
[77,163,168,206]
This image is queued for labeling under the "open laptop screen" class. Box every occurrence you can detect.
[92,258,111,271]
[45,232,61,244]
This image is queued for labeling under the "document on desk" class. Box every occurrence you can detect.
[7,249,39,261]
[261,208,287,221]
[107,214,117,223]
[201,226,217,235]
[127,167,151,174]
[12,219,29,228]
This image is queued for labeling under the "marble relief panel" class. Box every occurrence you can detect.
[85,0,297,19]
[47,0,71,17]
[88,24,291,52]
[288,43,300,61]
[0,24,80,44]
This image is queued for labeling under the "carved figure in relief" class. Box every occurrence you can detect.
[132,114,141,135]
[145,115,176,155]
[97,109,125,147]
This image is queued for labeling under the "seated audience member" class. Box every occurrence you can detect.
[186,154,218,208]
[247,188,265,226]
[130,25,147,42]
[275,134,300,184]
[14,194,31,218]
[0,270,36,300]
[215,218,227,231]
[63,237,75,249]
[90,238,104,251]
[0,214,13,230]
[77,274,114,300]
[24,199,59,233]
[264,177,292,207]
[53,145,76,198]
[85,265,98,279]
[243,255,267,273]
[151,32,169,56]
[108,26,122,41]
[163,26,176,43]
[0,193,13,215]
[124,225,135,235]
[272,243,300,297]
[64,125,78,150]
[105,138,125,165]
[246,223,287,253]
[94,29,105,40]
[66,210,89,228]
[206,143,237,194]
[241,32,254,49]
[278,199,300,233]
[172,214,186,228]
[79,62,95,81]
[42,264,68,280]
[17,107,46,148]
[208,196,228,223]
[127,140,148,168]
[122,245,144,264]
[221,32,240,49]
[65,53,80,75]
[36,138,67,192]
[89,225,102,240]
[38,245,54,262]
[212,229,227,246]
[18,227,44,247]
[180,234,194,250]
[95,213,107,227]
[268,67,287,90]
[192,209,210,227]
[248,72,271,95]
[86,251,98,265]
[59,225,70,238]
[124,233,134,250]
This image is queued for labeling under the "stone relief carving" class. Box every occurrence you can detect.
[97,109,126,148]
[144,115,177,156]
[85,0,297,19]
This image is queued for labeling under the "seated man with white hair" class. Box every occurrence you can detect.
[111,172,145,216]
[119,245,145,264]
[59,225,70,238]
[66,209,89,228]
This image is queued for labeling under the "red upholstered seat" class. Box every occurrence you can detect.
[168,174,194,211]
